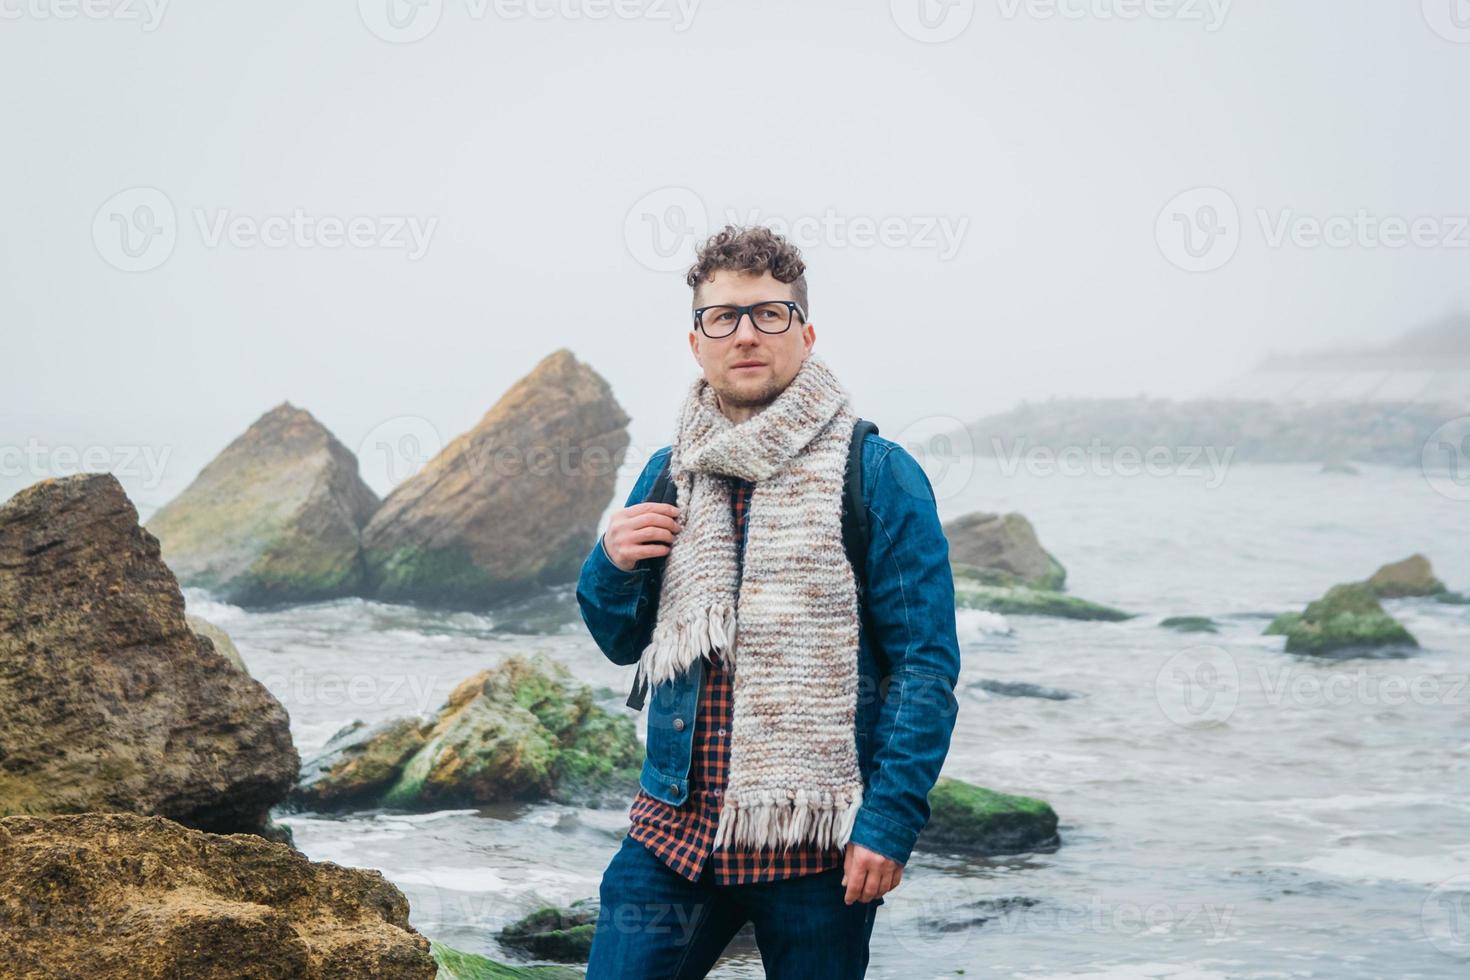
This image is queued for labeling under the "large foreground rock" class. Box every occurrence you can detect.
[1265,582,1418,654]
[146,401,380,605]
[361,349,630,607]
[0,811,435,979]
[0,474,298,835]
[291,653,640,812]
[943,511,1066,589]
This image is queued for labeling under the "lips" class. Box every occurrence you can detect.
[732,362,766,370]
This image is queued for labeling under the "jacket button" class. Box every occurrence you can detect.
[669,783,679,794]
[673,717,685,731]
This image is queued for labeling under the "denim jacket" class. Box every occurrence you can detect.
[576,433,962,866]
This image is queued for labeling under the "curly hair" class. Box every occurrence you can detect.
[685,224,809,318]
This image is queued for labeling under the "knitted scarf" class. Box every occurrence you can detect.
[632,352,864,854]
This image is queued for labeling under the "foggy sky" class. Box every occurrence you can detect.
[3,0,1467,509]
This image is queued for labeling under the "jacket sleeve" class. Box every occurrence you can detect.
[575,449,669,667]
[848,444,962,866]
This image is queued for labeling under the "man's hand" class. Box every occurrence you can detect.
[603,502,681,572]
[841,842,903,904]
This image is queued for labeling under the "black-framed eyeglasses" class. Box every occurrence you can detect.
[693,300,806,339]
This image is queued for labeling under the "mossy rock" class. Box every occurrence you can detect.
[296,654,641,812]
[291,716,430,811]
[1365,554,1446,599]
[430,940,583,979]
[497,898,599,963]
[918,777,1060,855]
[1265,582,1418,654]
[953,567,1131,621]
[1159,615,1218,633]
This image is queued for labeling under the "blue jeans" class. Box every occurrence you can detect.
[586,834,884,979]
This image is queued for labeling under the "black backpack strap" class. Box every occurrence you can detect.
[624,457,677,712]
[842,418,879,602]
[843,418,890,682]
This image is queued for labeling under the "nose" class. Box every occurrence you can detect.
[731,311,762,344]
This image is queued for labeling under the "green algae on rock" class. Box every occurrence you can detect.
[496,898,600,963]
[292,654,641,812]
[918,777,1061,855]
[1264,582,1418,654]
[952,564,1132,621]
[1159,615,1219,633]
[430,941,584,979]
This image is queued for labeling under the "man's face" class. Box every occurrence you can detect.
[688,270,816,423]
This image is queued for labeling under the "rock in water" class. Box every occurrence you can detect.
[0,474,298,836]
[361,349,629,607]
[1365,553,1447,598]
[918,777,1061,856]
[145,401,380,606]
[952,565,1131,621]
[943,511,1067,590]
[291,654,641,812]
[497,898,601,962]
[0,811,436,979]
[1264,582,1418,654]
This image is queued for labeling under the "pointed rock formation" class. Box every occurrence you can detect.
[361,349,630,607]
[146,401,379,606]
[0,473,298,836]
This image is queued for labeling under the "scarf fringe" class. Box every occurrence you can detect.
[711,784,865,853]
[633,603,738,693]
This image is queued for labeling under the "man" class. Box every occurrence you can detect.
[577,224,961,978]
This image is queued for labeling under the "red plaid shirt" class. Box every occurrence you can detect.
[627,476,846,884]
